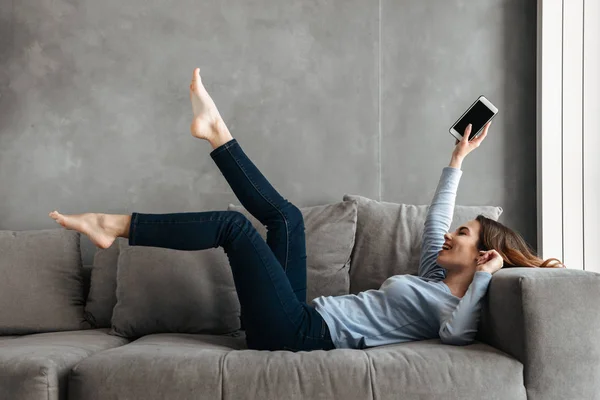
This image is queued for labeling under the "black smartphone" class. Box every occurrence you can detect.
[449,95,498,141]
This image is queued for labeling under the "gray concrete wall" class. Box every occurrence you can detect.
[0,0,537,265]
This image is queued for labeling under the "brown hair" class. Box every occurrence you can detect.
[475,215,566,268]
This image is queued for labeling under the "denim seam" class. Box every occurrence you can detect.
[135,215,299,329]
[225,143,291,273]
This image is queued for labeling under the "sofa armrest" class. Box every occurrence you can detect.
[476,267,600,400]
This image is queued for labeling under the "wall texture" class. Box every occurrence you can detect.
[0,0,537,265]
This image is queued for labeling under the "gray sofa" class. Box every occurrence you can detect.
[1,195,599,400]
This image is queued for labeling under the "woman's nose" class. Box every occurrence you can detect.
[444,232,451,241]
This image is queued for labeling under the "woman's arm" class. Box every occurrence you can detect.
[449,155,463,169]
[418,122,492,279]
[417,157,464,279]
[438,270,493,345]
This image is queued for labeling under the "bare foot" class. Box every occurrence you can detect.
[189,67,231,143]
[49,211,117,249]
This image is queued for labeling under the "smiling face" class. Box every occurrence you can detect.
[436,219,482,272]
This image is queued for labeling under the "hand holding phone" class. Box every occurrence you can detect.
[449,95,498,142]
[452,120,492,160]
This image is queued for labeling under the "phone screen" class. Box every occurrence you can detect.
[453,100,495,140]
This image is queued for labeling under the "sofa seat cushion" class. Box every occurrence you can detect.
[69,333,525,400]
[366,340,525,399]
[0,329,129,400]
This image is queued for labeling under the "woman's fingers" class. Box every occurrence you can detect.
[478,249,490,258]
[472,122,491,144]
[453,121,492,156]
[465,121,491,147]
[463,124,472,142]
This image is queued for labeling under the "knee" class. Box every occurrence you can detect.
[220,211,254,249]
[283,204,304,229]
[227,210,252,228]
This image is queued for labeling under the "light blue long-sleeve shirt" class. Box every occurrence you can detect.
[312,167,493,349]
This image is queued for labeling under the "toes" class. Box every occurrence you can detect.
[49,211,65,226]
[191,68,202,92]
[192,67,200,83]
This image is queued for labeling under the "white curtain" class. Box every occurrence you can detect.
[537,0,600,272]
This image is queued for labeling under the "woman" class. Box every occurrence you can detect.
[49,68,565,352]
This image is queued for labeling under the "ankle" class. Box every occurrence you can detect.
[99,214,130,238]
[209,122,233,150]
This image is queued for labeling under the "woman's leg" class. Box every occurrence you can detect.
[209,139,307,305]
[188,68,307,328]
[188,67,307,301]
[210,139,308,333]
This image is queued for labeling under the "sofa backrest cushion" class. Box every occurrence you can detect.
[0,229,89,334]
[109,238,240,338]
[82,264,92,301]
[343,194,503,294]
[84,239,120,328]
[228,199,358,303]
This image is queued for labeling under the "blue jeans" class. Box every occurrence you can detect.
[128,138,335,352]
